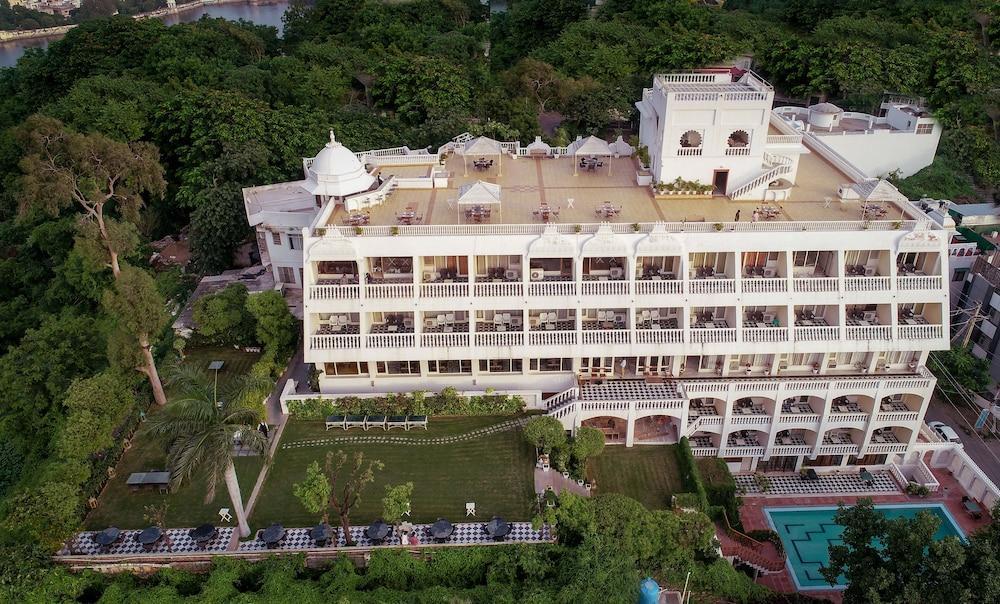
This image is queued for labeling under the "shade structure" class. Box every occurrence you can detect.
[366,520,390,542]
[485,516,511,540]
[310,523,334,545]
[460,136,504,176]
[189,524,216,543]
[261,523,285,547]
[572,135,614,175]
[429,518,454,541]
[93,527,121,547]
[457,180,502,222]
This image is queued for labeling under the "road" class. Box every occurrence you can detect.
[924,392,1000,485]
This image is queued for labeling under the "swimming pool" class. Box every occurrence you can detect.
[765,504,965,589]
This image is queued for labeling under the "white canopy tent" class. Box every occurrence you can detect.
[572,135,613,175]
[457,180,502,222]
[460,136,504,176]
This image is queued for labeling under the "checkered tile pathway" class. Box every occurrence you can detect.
[237,522,552,551]
[64,527,235,556]
[580,380,681,401]
[735,471,900,495]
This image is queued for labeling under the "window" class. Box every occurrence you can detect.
[915,123,934,135]
[289,234,303,250]
[793,250,820,267]
[271,231,282,246]
[376,361,420,375]
[427,360,471,374]
[324,362,369,376]
[478,359,523,373]
[277,266,295,283]
[679,130,703,148]
[530,358,572,372]
[727,129,750,147]
[952,268,968,282]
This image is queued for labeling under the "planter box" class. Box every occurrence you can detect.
[654,191,713,200]
[636,171,652,186]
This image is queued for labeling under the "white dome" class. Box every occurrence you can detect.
[303,131,375,198]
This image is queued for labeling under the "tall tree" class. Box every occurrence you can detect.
[16,115,164,278]
[102,265,168,405]
[324,450,383,545]
[143,365,270,537]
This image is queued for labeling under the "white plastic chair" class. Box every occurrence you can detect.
[466,502,476,517]
[219,508,233,523]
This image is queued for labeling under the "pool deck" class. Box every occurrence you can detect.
[738,468,992,600]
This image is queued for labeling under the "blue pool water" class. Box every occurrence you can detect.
[765,504,965,589]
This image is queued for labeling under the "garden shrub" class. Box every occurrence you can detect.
[697,457,741,529]
[287,391,525,418]
[673,492,704,510]
[674,437,708,510]
[745,529,784,557]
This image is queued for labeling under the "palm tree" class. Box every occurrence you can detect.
[144,364,271,537]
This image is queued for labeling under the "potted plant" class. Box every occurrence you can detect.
[390,226,400,236]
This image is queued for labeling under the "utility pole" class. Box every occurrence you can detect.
[960,301,983,348]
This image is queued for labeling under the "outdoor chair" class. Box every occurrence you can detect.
[219,508,233,523]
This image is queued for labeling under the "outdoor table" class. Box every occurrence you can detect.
[189,524,217,548]
[429,519,454,543]
[963,499,983,519]
[366,520,391,544]
[310,523,334,546]
[261,523,286,549]
[137,526,163,551]
[485,517,511,541]
[93,527,121,549]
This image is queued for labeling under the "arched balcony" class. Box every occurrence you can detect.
[582,416,628,445]
[634,415,681,444]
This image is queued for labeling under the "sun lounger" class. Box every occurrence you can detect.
[386,416,408,430]
[366,415,387,431]
[345,415,366,430]
[324,415,346,430]
[406,415,428,430]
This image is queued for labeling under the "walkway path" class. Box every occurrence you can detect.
[281,417,530,450]
[534,467,590,496]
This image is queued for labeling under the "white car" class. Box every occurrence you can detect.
[928,421,961,443]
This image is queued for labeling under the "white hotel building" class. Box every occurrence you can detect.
[245,70,951,472]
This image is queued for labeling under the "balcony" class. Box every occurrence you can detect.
[310,283,360,301]
[419,268,469,298]
[690,320,737,344]
[528,312,577,346]
[897,323,943,340]
[475,330,524,347]
[581,258,627,296]
[528,258,574,296]
[846,324,891,340]
[876,397,920,423]
[793,313,837,341]
[844,261,890,292]
[366,333,415,348]
[725,431,765,457]
[827,398,869,425]
[421,332,470,347]
[866,428,907,454]
[688,258,734,294]
[689,276,736,295]
[366,282,415,299]
[636,258,680,295]
[690,434,719,457]
[310,333,361,350]
[778,400,821,426]
[818,431,860,455]
[897,275,942,291]
[528,278,575,297]
[792,277,838,293]
[771,431,813,456]
[581,278,629,296]
[743,309,787,343]
[474,280,522,297]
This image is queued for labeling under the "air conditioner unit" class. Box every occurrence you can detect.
[530,269,545,281]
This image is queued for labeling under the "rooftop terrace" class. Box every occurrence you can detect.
[320,151,912,231]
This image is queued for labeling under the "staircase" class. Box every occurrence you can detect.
[543,387,580,424]
[716,509,786,574]
[729,153,793,200]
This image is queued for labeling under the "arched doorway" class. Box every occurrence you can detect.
[634,415,681,444]
[581,416,627,445]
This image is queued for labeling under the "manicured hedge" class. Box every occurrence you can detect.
[288,387,525,419]
[674,437,709,510]
[697,457,741,529]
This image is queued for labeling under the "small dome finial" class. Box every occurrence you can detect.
[329,130,338,146]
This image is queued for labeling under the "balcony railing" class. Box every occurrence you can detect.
[778,413,821,425]
[582,330,629,345]
[636,329,684,344]
[689,279,736,294]
[724,147,752,156]
[793,277,838,292]
[366,333,415,348]
[897,324,943,340]
[826,412,869,424]
[691,447,720,457]
[309,334,361,350]
[794,326,839,341]
[730,415,771,426]
[844,276,891,292]
[421,333,469,348]
[635,280,682,295]
[676,147,703,156]
[846,325,891,340]
[743,327,788,343]
[817,443,860,455]
[475,332,524,347]
[876,411,920,423]
[366,283,415,299]
[580,280,629,296]
[770,444,813,456]
[529,331,578,346]
[474,281,522,297]
[897,275,942,291]
[690,328,737,343]
[742,278,788,294]
[724,445,766,456]
[310,285,359,301]
[528,281,576,297]
[866,442,908,454]
[419,282,469,298]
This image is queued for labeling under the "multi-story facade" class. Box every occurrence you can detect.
[246,71,951,472]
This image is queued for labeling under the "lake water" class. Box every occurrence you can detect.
[0,0,289,68]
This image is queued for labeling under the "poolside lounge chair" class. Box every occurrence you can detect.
[406,415,428,430]
[366,415,387,431]
[345,415,366,430]
[386,416,408,430]
[324,415,346,430]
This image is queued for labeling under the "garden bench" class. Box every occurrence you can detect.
[324,415,346,430]
[345,415,366,430]
[406,415,428,430]
[386,416,408,430]
[365,415,387,431]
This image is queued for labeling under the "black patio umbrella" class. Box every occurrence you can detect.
[137,526,163,550]
[189,524,217,546]
[485,517,511,541]
[311,523,334,546]
[93,527,121,548]
[366,520,391,543]
[261,523,285,548]
[429,518,454,542]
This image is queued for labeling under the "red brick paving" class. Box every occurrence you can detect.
[737,467,992,602]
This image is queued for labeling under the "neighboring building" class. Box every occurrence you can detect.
[955,251,1000,379]
[775,96,941,179]
[247,71,952,473]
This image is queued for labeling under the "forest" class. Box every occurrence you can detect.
[0,0,996,600]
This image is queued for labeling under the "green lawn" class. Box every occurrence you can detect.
[587,445,683,510]
[250,417,536,530]
[84,346,264,530]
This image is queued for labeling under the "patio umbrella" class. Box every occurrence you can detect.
[366,520,390,542]
[485,517,511,540]
[188,524,217,545]
[93,527,121,547]
[429,518,454,542]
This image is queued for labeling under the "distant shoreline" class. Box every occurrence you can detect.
[0,0,283,44]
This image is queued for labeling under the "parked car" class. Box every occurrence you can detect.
[928,421,961,443]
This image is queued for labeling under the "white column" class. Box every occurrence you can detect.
[625,400,637,447]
